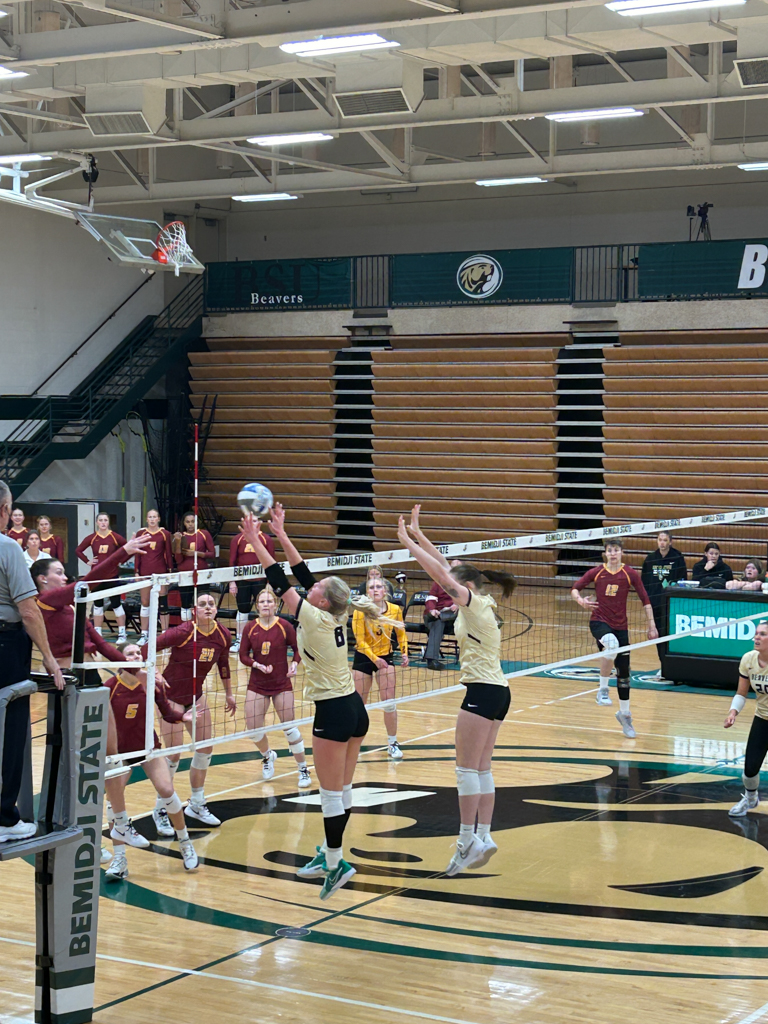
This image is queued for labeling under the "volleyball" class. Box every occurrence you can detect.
[237,482,274,518]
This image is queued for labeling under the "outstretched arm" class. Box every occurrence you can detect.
[240,510,303,616]
[405,505,450,571]
[268,504,303,567]
[397,516,470,607]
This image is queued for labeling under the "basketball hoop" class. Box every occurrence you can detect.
[151,220,193,276]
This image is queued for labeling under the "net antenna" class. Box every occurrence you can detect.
[152,220,194,277]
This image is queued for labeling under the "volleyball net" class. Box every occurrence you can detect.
[69,503,768,767]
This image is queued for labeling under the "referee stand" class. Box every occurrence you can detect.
[0,592,109,1024]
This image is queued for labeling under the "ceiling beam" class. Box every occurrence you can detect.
[196,80,289,120]
[358,130,408,175]
[0,103,85,127]
[666,46,708,85]
[652,104,695,146]
[499,120,545,163]
[295,78,332,115]
[76,0,222,38]
[112,150,148,189]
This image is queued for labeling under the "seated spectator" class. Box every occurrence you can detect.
[423,579,457,670]
[726,558,765,592]
[692,542,734,589]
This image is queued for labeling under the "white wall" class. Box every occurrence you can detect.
[20,418,155,506]
[0,202,165,395]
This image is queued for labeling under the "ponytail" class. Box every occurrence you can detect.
[451,562,517,599]
[323,576,401,629]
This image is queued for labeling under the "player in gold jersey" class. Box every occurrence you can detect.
[397,505,517,876]
[239,504,400,900]
[724,620,768,816]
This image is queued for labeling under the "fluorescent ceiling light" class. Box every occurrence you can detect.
[607,0,744,12]
[546,107,644,122]
[0,65,30,80]
[739,162,768,171]
[247,132,334,147]
[0,154,52,165]
[279,34,400,58]
[233,193,299,202]
[0,11,8,18]
[477,176,547,186]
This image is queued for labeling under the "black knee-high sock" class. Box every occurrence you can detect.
[323,813,347,851]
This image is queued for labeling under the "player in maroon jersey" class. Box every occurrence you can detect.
[135,509,174,643]
[172,513,215,621]
[36,516,64,562]
[6,508,29,548]
[104,643,200,879]
[571,539,658,738]
[143,592,235,827]
[31,533,152,681]
[228,528,275,653]
[239,586,310,788]
[76,513,128,641]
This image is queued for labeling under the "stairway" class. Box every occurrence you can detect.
[0,276,205,496]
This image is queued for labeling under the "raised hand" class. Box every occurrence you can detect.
[408,504,422,536]
[125,532,153,557]
[397,516,411,548]
[270,503,287,537]
[239,512,261,548]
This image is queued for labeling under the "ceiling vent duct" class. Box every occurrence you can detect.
[734,58,768,88]
[333,59,423,118]
[84,85,166,136]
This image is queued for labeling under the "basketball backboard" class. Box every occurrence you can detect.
[76,211,205,274]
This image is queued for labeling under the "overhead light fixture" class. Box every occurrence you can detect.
[606,0,744,13]
[247,132,334,147]
[0,65,30,80]
[0,11,9,18]
[232,193,299,202]
[738,162,768,171]
[546,107,644,122]
[279,34,400,58]
[0,154,52,165]
[476,176,547,186]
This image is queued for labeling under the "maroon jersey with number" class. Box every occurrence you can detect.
[573,564,651,631]
[175,530,215,572]
[36,546,128,661]
[6,527,29,549]
[38,534,64,561]
[142,620,231,705]
[107,670,184,753]
[240,617,300,695]
[229,531,276,568]
[134,528,174,575]
[76,531,127,566]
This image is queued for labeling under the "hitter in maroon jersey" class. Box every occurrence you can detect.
[572,539,658,738]
[76,513,128,640]
[239,586,310,788]
[143,592,235,828]
[135,509,174,641]
[104,643,199,878]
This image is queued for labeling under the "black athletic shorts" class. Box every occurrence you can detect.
[312,691,370,743]
[589,621,630,652]
[352,651,394,675]
[92,580,117,611]
[178,584,212,609]
[235,579,267,615]
[460,682,511,722]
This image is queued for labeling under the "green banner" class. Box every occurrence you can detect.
[205,258,352,311]
[638,240,768,299]
[667,595,768,658]
[391,248,573,306]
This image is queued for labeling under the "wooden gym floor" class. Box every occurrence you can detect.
[2,606,768,1024]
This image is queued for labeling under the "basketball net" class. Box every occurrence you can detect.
[151,220,193,276]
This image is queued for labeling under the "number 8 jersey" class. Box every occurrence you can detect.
[296,598,354,702]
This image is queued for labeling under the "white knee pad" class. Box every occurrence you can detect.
[112,604,124,618]
[236,612,249,627]
[181,608,192,622]
[191,750,212,771]
[284,726,304,754]
[600,632,619,663]
[319,787,345,818]
[455,767,480,797]
[252,729,266,744]
[342,783,353,810]
[478,770,495,795]
[744,772,760,792]
[163,792,183,815]
[382,699,396,714]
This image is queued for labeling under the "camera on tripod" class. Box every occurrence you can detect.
[687,202,713,241]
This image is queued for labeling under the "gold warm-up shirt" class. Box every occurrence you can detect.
[454,591,508,688]
[739,650,768,720]
[296,598,355,702]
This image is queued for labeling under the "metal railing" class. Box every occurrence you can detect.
[572,244,639,303]
[0,275,204,490]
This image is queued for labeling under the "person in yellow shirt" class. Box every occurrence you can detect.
[353,576,409,760]
[724,620,768,816]
[397,505,516,877]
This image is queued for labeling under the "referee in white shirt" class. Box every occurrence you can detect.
[0,480,63,843]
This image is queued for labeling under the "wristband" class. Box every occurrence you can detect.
[265,562,292,596]
[291,559,317,590]
[730,694,746,714]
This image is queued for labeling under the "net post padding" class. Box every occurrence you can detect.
[151,220,192,277]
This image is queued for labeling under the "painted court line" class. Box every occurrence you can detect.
[737,1002,768,1024]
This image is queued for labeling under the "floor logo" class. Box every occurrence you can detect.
[457,254,503,298]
